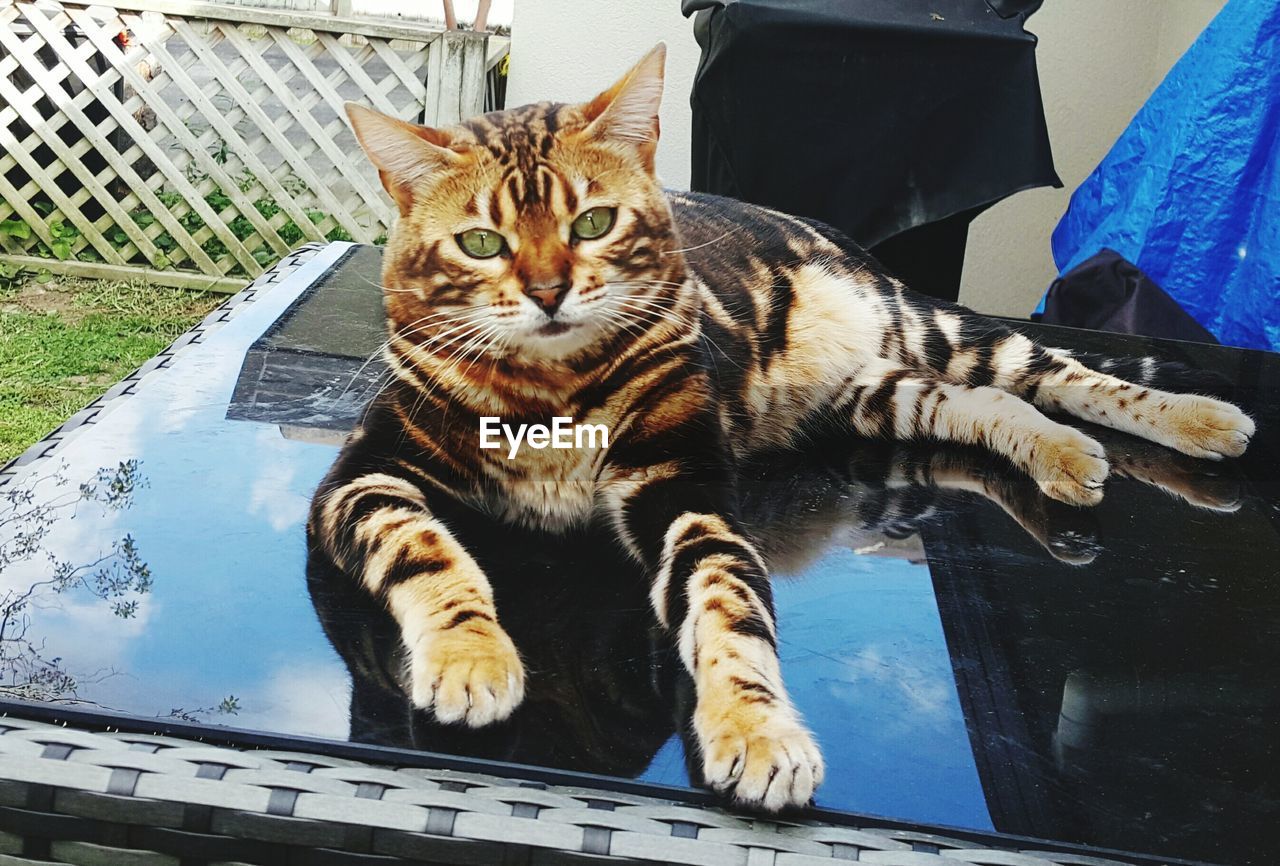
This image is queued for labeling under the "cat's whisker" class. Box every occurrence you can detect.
[395,312,499,362]
[360,305,488,365]
[338,306,492,399]
[460,326,509,381]
[611,299,692,330]
[400,321,499,425]
[597,309,651,342]
[410,314,494,348]
[601,300,662,329]
[599,303,660,339]
[423,325,492,361]
[612,299,743,370]
[658,228,741,256]
[398,308,494,341]
[438,322,504,376]
[394,323,490,395]
[426,325,506,420]
[603,280,688,300]
[601,305,686,342]
[605,278,688,288]
[615,301,702,330]
[612,293,687,309]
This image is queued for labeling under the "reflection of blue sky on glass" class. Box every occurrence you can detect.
[1,244,990,832]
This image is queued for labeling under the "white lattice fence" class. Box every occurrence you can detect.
[0,0,487,290]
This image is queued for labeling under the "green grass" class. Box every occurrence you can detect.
[0,274,222,464]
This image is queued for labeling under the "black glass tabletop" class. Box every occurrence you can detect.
[2,244,1277,865]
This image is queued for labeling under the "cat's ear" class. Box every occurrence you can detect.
[582,43,666,162]
[346,102,457,215]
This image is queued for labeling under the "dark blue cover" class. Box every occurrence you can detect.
[1048,0,1280,351]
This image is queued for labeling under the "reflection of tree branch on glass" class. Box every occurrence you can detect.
[1,462,246,720]
[309,431,1246,776]
[165,696,243,723]
[0,460,152,703]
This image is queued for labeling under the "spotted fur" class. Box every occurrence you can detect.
[308,44,1254,811]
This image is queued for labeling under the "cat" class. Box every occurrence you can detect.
[308,43,1254,812]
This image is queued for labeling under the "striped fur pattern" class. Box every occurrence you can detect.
[308,44,1254,812]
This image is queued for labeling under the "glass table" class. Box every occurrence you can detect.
[2,243,1276,866]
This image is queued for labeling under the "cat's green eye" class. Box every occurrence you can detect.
[571,207,616,241]
[457,228,506,259]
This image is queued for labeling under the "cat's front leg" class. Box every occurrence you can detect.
[837,357,1110,505]
[602,468,824,811]
[665,513,825,812]
[1031,347,1255,461]
[309,471,525,726]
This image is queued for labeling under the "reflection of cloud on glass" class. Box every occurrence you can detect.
[155,345,263,434]
[36,584,157,662]
[247,427,313,533]
[825,643,953,728]
[236,661,351,739]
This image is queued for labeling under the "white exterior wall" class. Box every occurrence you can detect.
[506,0,701,189]
[508,1,1226,315]
[958,0,1228,314]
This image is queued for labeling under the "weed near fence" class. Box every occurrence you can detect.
[0,181,380,282]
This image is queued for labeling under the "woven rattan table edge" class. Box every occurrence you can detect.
[0,701,1216,866]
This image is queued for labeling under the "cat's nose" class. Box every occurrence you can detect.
[525,281,569,315]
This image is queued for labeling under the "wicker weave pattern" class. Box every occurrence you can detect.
[0,715,1150,865]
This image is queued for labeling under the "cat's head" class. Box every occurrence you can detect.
[347,44,685,366]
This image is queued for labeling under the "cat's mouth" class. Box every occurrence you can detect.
[537,321,575,336]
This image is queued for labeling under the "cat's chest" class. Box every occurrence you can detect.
[473,414,610,531]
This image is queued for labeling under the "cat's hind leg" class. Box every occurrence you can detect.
[1031,347,1254,460]
[834,357,1110,505]
[898,301,1254,461]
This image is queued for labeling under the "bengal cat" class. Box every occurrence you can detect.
[308,44,1254,811]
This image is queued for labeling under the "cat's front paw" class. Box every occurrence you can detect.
[1161,395,1255,460]
[408,621,525,727]
[695,698,824,812]
[1031,426,1109,506]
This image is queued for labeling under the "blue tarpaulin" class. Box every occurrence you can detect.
[1048,0,1280,351]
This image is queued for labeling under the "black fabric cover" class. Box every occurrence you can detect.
[684,0,1061,249]
[985,0,1045,18]
[1036,249,1219,345]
